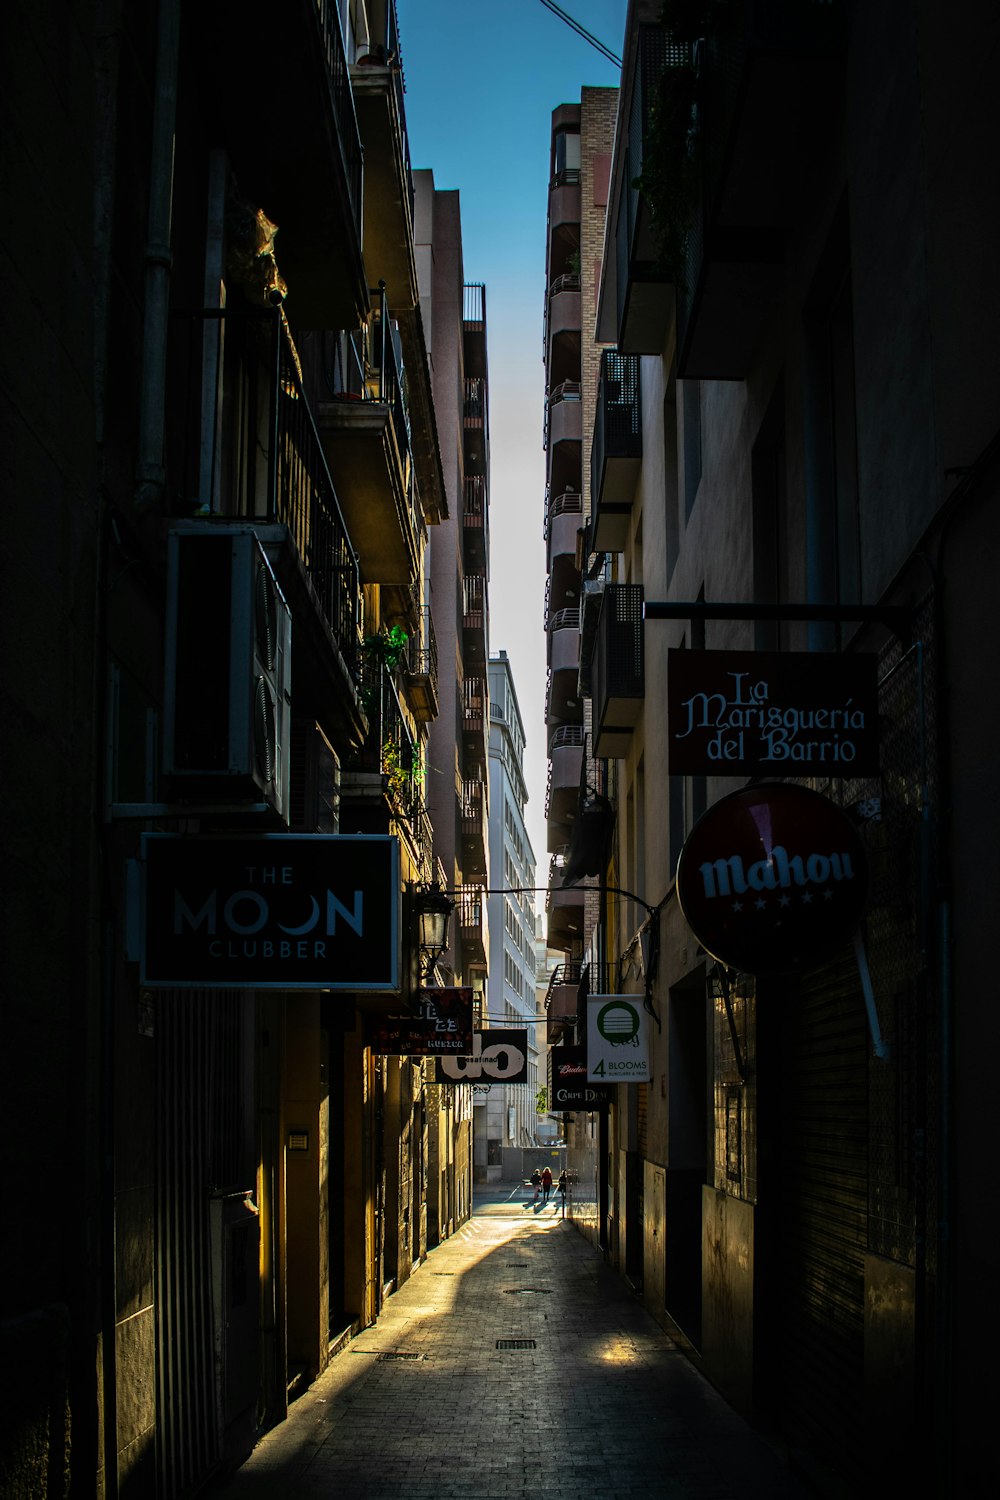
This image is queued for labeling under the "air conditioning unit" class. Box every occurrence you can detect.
[163,526,291,820]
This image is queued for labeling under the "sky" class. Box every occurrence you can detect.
[396,0,627,898]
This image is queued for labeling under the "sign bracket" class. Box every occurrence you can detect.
[645,600,911,640]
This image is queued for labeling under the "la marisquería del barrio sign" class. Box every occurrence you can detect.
[675,783,869,973]
[141,834,399,989]
[668,649,879,776]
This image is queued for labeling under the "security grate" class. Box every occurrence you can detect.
[497,1339,536,1350]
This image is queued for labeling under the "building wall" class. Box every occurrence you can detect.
[574,1,1000,1492]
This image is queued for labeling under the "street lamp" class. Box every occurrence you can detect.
[416,883,454,980]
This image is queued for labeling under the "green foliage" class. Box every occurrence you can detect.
[632,57,700,291]
[535,1086,548,1115]
[381,740,424,807]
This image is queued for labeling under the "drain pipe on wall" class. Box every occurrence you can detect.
[134,0,181,512]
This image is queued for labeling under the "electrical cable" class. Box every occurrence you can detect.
[536,0,622,67]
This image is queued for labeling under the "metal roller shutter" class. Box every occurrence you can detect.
[776,952,867,1475]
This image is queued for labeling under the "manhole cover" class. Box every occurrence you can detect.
[497,1339,537,1350]
[503,1287,552,1295]
[376,1352,423,1361]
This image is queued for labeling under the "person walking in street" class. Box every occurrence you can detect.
[530,1168,541,1203]
[541,1165,553,1204]
[558,1169,568,1215]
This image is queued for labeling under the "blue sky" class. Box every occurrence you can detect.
[396,0,626,893]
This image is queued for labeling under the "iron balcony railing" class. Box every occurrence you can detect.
[347,652,422,817]
[406,604,438,685]
[315,0,364,234]
[169,308,362,677]
[591,349,642,509]
[464,474,487,524]
[372,282,413,491]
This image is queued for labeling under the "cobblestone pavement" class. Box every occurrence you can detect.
[216,1187,812,1499]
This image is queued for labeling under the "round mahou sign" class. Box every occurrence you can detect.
[675,782,869,974]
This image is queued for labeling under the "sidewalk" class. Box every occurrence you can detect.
[216,1184,811,1499]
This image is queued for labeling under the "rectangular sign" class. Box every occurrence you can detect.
[667,649,879,776]
[435,1029,530,1084]
[141,833,399,990]
[372,988,474,1056]
[586,994,649,1083]
[548,1044,609,1112]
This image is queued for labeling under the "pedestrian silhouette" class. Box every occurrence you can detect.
[541,1166,553,1203]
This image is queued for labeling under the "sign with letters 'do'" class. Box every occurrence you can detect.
[141,833,399,989]
[586,995,650,1083]
[436,1029,529,1084]
[668,649,879,777]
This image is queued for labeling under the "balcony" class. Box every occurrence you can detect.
[545,615,582,725]
[676,1,845,378]
[316,300,418,585]
[463,572,488,664]
[600,25,692,355]
[202,0,366,330]
[463,475,489,577]
[546,725,585,851]
[591,584,644,759]
[590,351,642,552]
[463,377,489,476]
[545,960,596,1045]
[548,168,582,251]
[461,779,489,883]
[402,605,438,723]
[349,1,417,308]
[166,308,364,746]
[462,674,489,776]
[546,274,582,385]
[546,868,586,954]
[340,655,421,832]
[456,887,488,968]
[545,381,582,451]
[464,284,488,380]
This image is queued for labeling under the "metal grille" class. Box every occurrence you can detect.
[155,988,250,1494]
[497,1340,536,1350]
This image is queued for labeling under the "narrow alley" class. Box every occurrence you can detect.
[215,1187,810,1500]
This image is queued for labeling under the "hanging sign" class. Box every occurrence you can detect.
[675,782,869,973]
[371,988,474,1055]
[435,1029,529,1084]
[548,1044,609,1111]
[586,995,650,1082]
[141,833,399,989]
[668,649,879,776]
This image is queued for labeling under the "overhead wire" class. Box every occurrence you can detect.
[536,0,622,67]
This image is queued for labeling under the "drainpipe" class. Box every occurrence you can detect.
[134,0,181,511]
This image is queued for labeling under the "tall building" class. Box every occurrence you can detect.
[415,174,492,1020]
[0,2,477,1491]
[542,89,619,961]
[484,651,539,1175]
[556,1,1000,1494]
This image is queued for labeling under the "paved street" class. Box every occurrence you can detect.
[216,1185,810,1499]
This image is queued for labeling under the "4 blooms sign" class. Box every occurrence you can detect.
[586,995,650,1083]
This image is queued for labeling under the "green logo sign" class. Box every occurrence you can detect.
[596,1000,640,1044]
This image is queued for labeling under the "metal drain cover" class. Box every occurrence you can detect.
[376,1351,423,1361]
[505,1262,529,1268]
[497,1339,537,1350]
[503,1287,552,1295]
